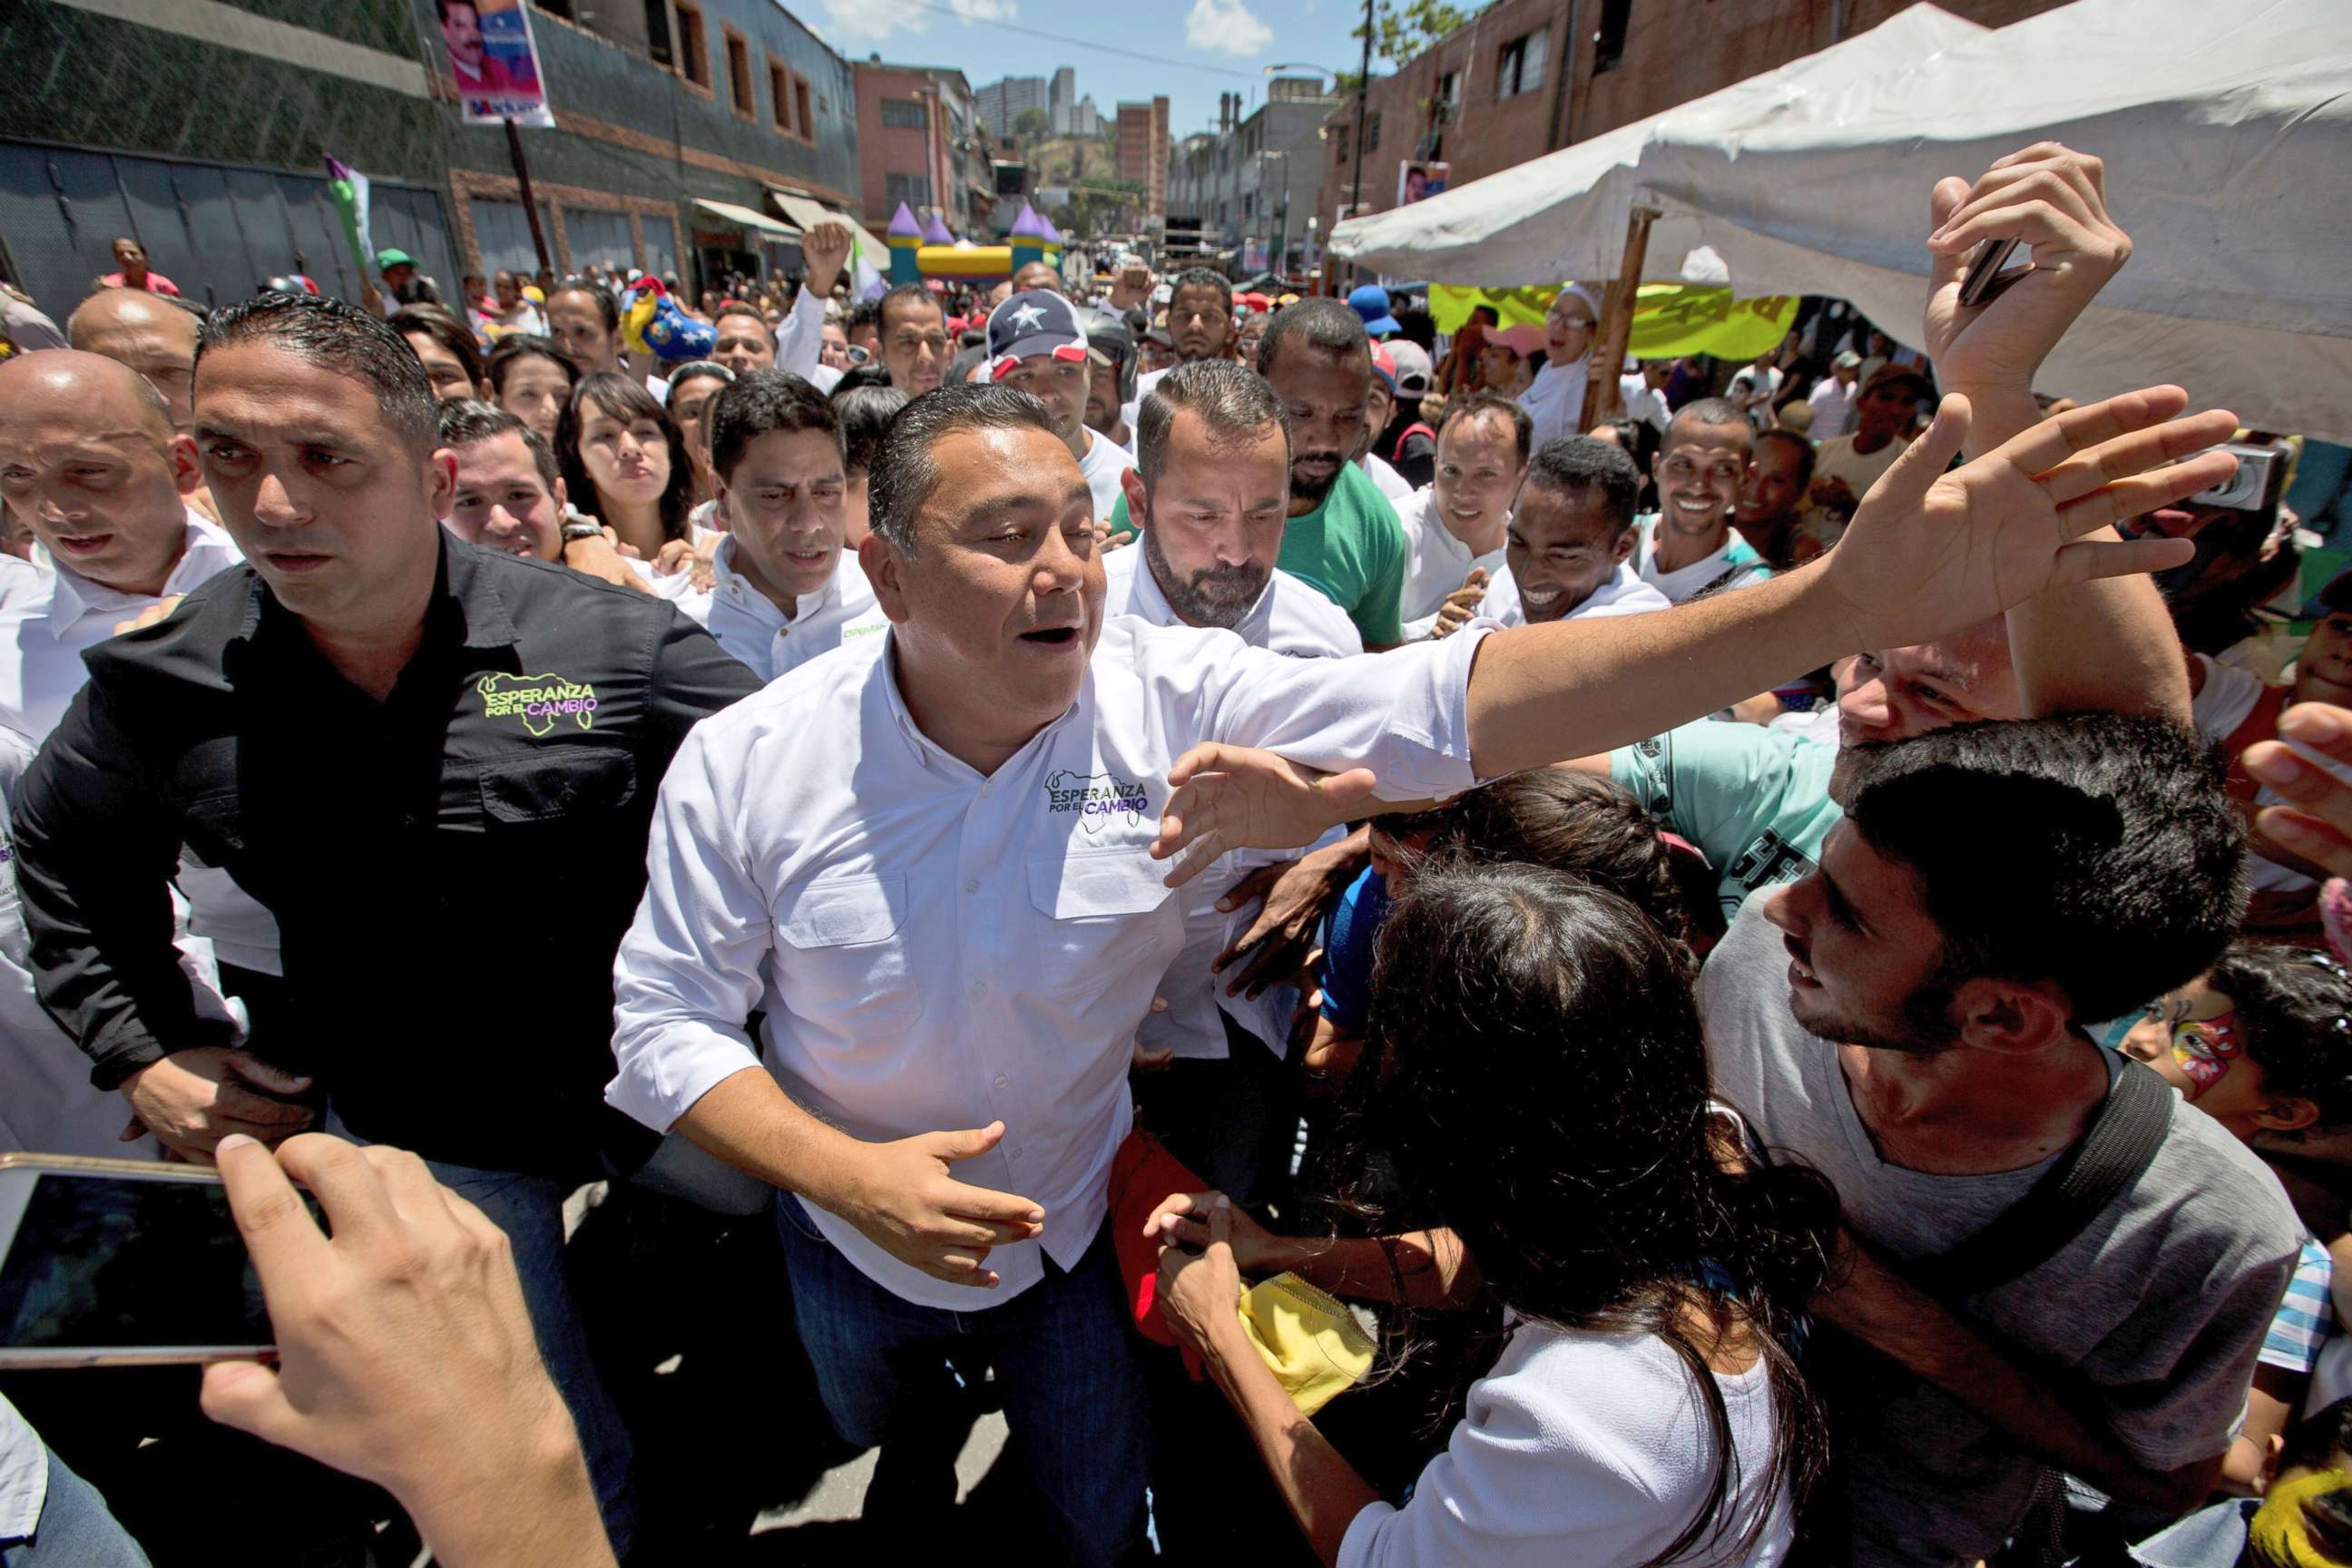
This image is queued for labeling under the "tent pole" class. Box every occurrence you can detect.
[1581,204,1659,430]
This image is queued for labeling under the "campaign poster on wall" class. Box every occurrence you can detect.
[1397,161,1450,206]
[433,0,554,127]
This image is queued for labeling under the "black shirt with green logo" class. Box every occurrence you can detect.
[15,532,761,1178]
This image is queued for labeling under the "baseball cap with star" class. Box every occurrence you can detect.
[985,289,1089,380]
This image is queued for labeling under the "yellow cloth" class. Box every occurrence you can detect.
[1236,1272,1376,1417]
[2251,1468,2352,1568]
[1429,282,1799,362]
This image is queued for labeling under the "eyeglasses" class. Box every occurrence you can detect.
[844,345,871,365]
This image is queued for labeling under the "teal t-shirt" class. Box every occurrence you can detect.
[1609,720,1842,924]
[1107,461,1407,646]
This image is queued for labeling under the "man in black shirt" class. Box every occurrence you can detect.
[12,291,760,1551]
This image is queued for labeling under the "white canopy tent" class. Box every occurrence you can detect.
[1331,0,2352,441]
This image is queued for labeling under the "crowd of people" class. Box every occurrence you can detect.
[0,140,2347,1568]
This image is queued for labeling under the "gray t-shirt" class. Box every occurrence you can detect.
[1700,899,2300,1568]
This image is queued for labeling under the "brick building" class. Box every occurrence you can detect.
[1317,0,2073,243]
[855,62,994,237]
[1115,97,1171,236]
[0,0,858,315]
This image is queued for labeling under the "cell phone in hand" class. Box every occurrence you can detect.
[1957,237,2023,308]
[0,1152,310,1367]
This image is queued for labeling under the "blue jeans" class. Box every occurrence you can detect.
[422,1160,638,1560]
[0,1446,151,1566]
[776,1200,1151,1566]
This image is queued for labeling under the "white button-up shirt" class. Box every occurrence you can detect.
[772,283,843,394]
[1517,358,1590,453]
[681,537,886,682]
[1078,427,1135,522]
[610,616,1489,1307]
[1396,486,1509,641]
[0,508,242,740]
[1102,546,1356,1060]
[1476,560,1671,625]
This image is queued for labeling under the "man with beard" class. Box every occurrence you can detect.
[1105,361,1357,1206]
[1472,437,1668,630]
[986,290,1133,518]
[1634,397,1773,603]
[1705,713,2298,1565]
[1119,269,1233,435]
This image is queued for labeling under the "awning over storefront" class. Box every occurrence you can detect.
[692,198,799,238]
[766,189,887,266]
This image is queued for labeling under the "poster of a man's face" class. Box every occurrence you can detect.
[429,0,552,124]
[1398,161,1449,205]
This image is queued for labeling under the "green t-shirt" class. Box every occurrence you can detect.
[1106,461,1407,646]
[1609,720,1843,924]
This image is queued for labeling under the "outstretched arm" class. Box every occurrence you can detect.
[1920,143,2190,724]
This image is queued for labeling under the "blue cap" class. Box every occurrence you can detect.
[1347,283,1399,338]
[985,289,1089,373]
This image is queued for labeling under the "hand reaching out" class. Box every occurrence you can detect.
[1152,743,1379,888]
[834,1121,1046,1288]
[1431,568,1488,639]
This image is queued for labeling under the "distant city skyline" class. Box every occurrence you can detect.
[812,0,1405,143]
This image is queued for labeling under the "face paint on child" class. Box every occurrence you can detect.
[2165,1014,2244,1100]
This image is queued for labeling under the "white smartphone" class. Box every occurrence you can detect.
[0,1152,292,1367]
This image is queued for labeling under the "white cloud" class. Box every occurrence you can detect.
[817,0,1014,47]
[1186,0,1275,57]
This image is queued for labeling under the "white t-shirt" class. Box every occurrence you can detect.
[1395,485,1509,640]
[1517,358,1590,453]
[1079,426,1136,522]
[1634,516,1773,604]
[1359,451,1415,507]
[1808,377,1857,441]
[1339,1322,1794,1568]
[1476,561,1671,626]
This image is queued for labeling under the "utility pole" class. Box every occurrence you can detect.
[505,118,553,276]
[1348,0,1373,224]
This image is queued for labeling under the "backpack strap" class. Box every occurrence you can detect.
[1909,1059,2174,1300]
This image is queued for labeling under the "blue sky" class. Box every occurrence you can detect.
[802,0,1388,143]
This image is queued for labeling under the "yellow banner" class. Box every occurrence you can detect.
[1430,283,1800,362]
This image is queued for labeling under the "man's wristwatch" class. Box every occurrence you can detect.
[559,521,603,544]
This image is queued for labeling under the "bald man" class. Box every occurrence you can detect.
[67,287,200,430]
[0,352,250,1157]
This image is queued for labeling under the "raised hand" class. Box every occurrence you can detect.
[2248,704,2352,879]
[1152,743,1379,888]
[1816,386,2237,656]
[801,221,855,299]
[1432,568,1488,639]
[1924,143,2131,433]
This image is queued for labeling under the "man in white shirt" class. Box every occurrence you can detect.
[1808,349,1864,441]
[1803,363,1932,551]
[1618,358,1671,437]
[1634,397,1774,603]
[1474,436,1669,630]
[1398,392,1528,640]
[606,374,2220,1563]
[1107,360,1357,1208]
[679,372,883,681]
[769,221,853,395]
[987,289,1134,520]
[0,351,262,1154]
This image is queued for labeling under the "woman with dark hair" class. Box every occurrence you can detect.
[485,333,577,446]
[1151,858,1833,1567]
[555,371,692,557]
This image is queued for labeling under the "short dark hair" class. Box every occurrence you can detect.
[1841,715,2246,1025]
[1663,397,1753,455]
[1170,268,1233,316]
[710,299,774,343]
[436,399,561,493]
[663,361,736,400]
[1436,390,1533,465]
[828,363,894,396]
[2200,942,2352,1134]
[485,333,577,398]
[847,299,883,335]
[1257,297,1370,379]
[1136,359,1288,493]
[866,383,1060,553]
[1469,304,1499,326]
[390,304,485,391]
[832,383,909,477]
[708,370,839,482]
[546,278,620,332]
[197,290,437,452]
[1523,436,1642,532]
[555,371,695,542]
[1755,426,1816,490]
[878,282,940,338]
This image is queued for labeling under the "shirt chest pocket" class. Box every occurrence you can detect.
[1024,848,1181,1010]
[774,871,925,1034]
[469,750,640,930]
